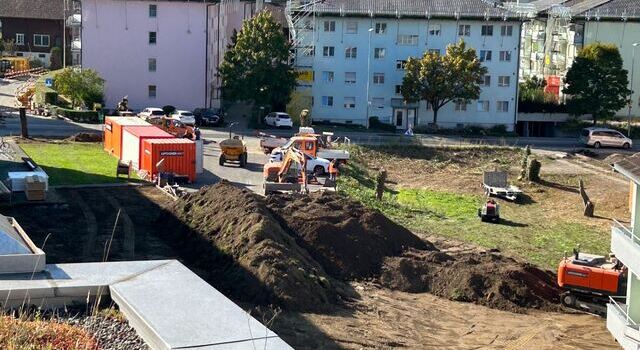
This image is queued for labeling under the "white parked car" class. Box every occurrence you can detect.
[265,112,293,129]
[580,127,633,149]
[270,150,330,175]
[138,107,164,121]
[170,110,196,126]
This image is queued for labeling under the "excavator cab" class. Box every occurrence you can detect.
[557,246,626,314]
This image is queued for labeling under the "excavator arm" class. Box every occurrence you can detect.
[264,147,308,194]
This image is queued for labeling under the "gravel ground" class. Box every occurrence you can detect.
[66,314,149,350]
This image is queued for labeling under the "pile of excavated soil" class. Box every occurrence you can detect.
[66,133,102,142]
[380,249,560,312]
[162,182,560,313]
[265,193,436,279]
[158,181,339,311]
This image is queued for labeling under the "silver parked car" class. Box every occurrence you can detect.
[580,127,632,149]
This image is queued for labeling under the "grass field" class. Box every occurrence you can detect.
[20,142,139,186]
[338,145,615,270]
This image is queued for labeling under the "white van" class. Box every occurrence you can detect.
[580,127,632,149]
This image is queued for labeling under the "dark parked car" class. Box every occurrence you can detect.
[193,108,224,126]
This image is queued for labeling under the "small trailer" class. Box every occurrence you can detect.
[482,171,522,201]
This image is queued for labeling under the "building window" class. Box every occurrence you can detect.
[374,48,386,59]
[480,50,492,62]
[497,101,509,112]
[322,96,334,107]
[458,24,471,36]
[429,24,441,36]
[395,85,402,95]
[501,25,513,36]
[148,58,156,72]
[372,98,384,108]
[322,71,334,83]
[397,34,419,46]
[344,97,356,109]
[149,32,157,45]
[396,60,407,70]
[428,49,440,55]
[346,21,358,34]
[499,50,512,62]
[149,4,157,18]
[322,46,335,57]
[345,47,357,59]
[454,100,467,111]
[148,85,157,98]
[345,72,356,84]
[302,46,315,56]
[15,33,24,46]
[498,76,511,87]
[481,25,494,36]
[375,22,387,34]
[373,73,385,85]
[323,21,335,32]
[33,34,50,47]
[482,75,491,87]
[477,100,490,112]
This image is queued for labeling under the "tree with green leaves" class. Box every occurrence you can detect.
[53,68,104,108]
[401,40,487,127]
[218,11,296,121]
[563,43,630,124]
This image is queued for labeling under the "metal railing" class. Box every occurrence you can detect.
[613,219,640,246]
[609,296,639,328]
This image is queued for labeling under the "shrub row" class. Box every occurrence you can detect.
[51,107,101,124]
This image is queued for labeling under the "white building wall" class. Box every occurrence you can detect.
[81,0,207,111]
[207,1,257,109]
[297,16,520,130]
[584,21,640,119]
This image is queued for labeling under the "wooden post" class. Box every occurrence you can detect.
[376,168,387,201]
[579,179,595,217]
[19,107,28,138]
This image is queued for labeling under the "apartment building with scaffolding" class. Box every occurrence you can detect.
[287,0,524,130]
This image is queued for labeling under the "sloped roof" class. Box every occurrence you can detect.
[613,153,640,184]
[304,0,521,20]
[577,0,640,19]
[0,0,63,20]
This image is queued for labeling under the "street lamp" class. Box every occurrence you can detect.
[628,42,639,137]
[365,27,374,129]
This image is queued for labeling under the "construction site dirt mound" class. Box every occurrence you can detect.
[266,192,436,279]
[157,181,339,311]
[161,183,560,313]
[66,133,103,142]
[380,248,561,312]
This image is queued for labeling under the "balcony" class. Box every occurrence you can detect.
[608,297,640,350]
[612,220,640,275]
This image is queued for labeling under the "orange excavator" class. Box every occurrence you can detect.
[263,147,308,195]
[557,246,627,314]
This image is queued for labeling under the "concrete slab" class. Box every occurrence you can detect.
[0,260,292,350]
[110,260,291,350]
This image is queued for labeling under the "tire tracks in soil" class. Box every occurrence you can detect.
[102,189,136,259]
[68,189,98,260]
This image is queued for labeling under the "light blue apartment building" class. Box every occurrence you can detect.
[291,0,523,130]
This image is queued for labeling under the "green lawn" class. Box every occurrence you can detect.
[20,142,139,186]
[338,150,609,270]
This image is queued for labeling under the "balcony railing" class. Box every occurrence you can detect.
[610,296,638,327]
[613,219,640,245]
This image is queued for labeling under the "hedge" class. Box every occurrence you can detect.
[518,100,568,114]
[51,107,100,124]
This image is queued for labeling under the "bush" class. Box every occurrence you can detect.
[414,124,517,137]
[44,91,58,105]
[28,58,44,68]
[53,107,100,123]
[519,100,568,114]
[369,117,397,132]
[162,105,176,116]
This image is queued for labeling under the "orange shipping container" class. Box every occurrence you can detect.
[141,138,196,182]
[103,117,151,158]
